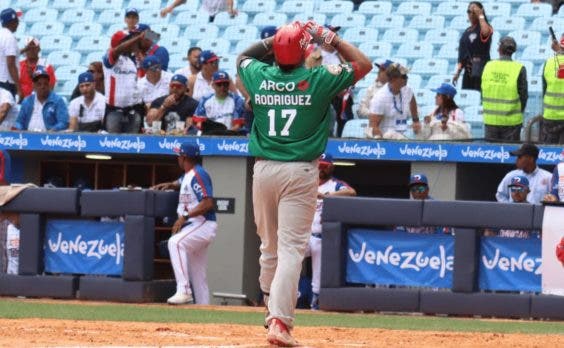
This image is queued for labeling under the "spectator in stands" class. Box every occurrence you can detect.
[193,70,245,133]
[540,32,564,144]
[174,46,202,79]
[0,86,17,130]
[188,50,236,101]
[160,0,238,23]
[19,37,56,99]
[357,60,393,119]
[103,30,144,134]
[134,24,170,76]
[124,8,139,31]
[137,56,173,110]
[453,2,493,91]
[544,148,564,202]
[67,72,105,133]
[481,36,527,142]
[0,8,22,100]
[15,66,68,132]
[147,74,199,134]
[71,62,104,100]
[418,83,470,140]
[496,143,552,204]
[367,64,419,139]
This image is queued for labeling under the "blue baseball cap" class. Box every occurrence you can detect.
[125,8,139,17]
[133,23,151,33]
[170,74,188,86]
[319,153,333,165]
[508,175,529,188]
[199,50,219,64]
[212,70,230,83]
[142,55,161,70]
[431,83,457,98]
[78,71,94,84]
[32,66,50,81]
[174,142,200,157]
[1,8,21,26]
[375,59,394,70]
[260,26,277,39]
[409,173,428,186]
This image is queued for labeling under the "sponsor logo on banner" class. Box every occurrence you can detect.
[399,144,447,161]
[346,229,454,288]
[460,146,510,162]
[538,149,561,164]
[0,133,28,149]
[99,136,146,153]
[217,139,248,153]
[337,142,386,158]
[40,135,86,151]
[158,138,182,150]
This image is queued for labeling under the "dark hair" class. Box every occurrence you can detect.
[88,61,103,74]
[187,46,202,56]
[468,1,490,24]
[435,95,459,116]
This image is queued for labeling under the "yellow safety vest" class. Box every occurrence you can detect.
[543,54,564,121]
[481,60,523,126]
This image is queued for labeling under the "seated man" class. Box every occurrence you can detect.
[193,70,245,133]
[147,74,199,134]
[0,87,18,130]
[15,66,68,131]
[137,55,172,110]
[67,71,106,132]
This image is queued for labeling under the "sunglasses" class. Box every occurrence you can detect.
[410,185,427,193]
[87,70,95,74]
[215,81,229,87]
[206,60,219,66]
[510,186,527,193]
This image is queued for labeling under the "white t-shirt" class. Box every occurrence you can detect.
[311,178,352,234]
[137,70,172,105]
[202,0,227,16]
[192,72,214,102]
[27,95,47,131]
[68,92,106,124]
[0,88,18,130]
[0,27,18,83]
[321,49,341,66]
[174,66,193,79]
[369,83,413,134]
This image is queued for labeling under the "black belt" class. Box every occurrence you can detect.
[311,233,322,239]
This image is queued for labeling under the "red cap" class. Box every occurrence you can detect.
[273,22,310,66]
[111,30,129,48]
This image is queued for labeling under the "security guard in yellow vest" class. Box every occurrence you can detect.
[541,32,564,144]
[481,36,527,142]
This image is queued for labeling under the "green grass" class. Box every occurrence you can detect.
[0,299,563,335]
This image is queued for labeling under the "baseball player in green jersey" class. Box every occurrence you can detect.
[237,21,372,347]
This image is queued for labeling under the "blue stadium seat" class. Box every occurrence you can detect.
[407,73,423,90]
[158,36,189,55]
[218,54,238,75]
[463,106,483,124]
[55,65,83,82]
[424,29,460,47]
[425,74,456,89]
[369,14,406,30]
[483,3,511,18]
[280,0,315,15]
[98,9,123,27]
[507,30,542,48]
[89,0,124,12]
[75,36,110,53]
[449,15,470,31]
[331,13,366,29]
[24,8,59,23]
[224,25,259,41]
[318,1,354,15]
[355,71,377,89]
[68,23,104,39]
[528,76,543,94]
[358,1,392,16]
[51,0,86,9]
[413,89,436,107]
[151,24,181,40]
[13,0,48,10]
[528,16,564,32]
[183,24,219,40]
[519,45,552,64]
[409,15,445,32]
[241,0,276,14]
[375,57,408,69]
[435,2,469,20]
[342,27,378,45]
[491,17,526,35]
[397,42,434,62]
[106,23,127,36]
[138,9,167,25]
[293,13,327,25]
[168,53,187,71]
[252,12,288,28]
[213,12,249,27]
[341,119,369,139]
[40,35,73,54]
[411,58,449,77]
[456,89,481,107]
[28,21,65,37]
[84,51,106,65]
[358,42,392,60]
[174,10,209,27]
[515,3,553,19]
[47,51,82,67]
[196,38,231,56]
[57,80,78,98]
[396,2,432,18]
[127,0,161,10]
[381,28,419,45]
[60,9,95,25]
[234,39,255,54]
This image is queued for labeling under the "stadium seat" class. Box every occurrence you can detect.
[151,24,180,39]
[98,10,123,27]
[60,9,95,25]
[436,42,460,61]
[491,17,526,35]
[528,16,564,32]
[252,12,288,28]
[47,51,82,67]
[196,38,231,56]
[13,0,48,10]
[411,58,449,77]
[28,21,65,37]
[24,8,59,23]
[376,57,408,69]
[75,36,110,53]
[409,15,445,32]
[483,3,511,18]
[425,74,456,89]
[40,35,73,54]
[127,0,161,10]
[528,76,543,94]
[407,74,422,90]
[358,42,392,60]
[396,2,432,18]
[413,89,436,107]
[355,71,377,89]
[369,15,405,30]
[331,13,366,29]
[280,0,315,15]
[84,51,106,65]
[341,119,369,139]
[183,24,219,40]
[174,10,210,27]
[106,23,128,36]
[67,23,104,39]
[218,54,238,75]
[456,89,481,107]
[463,106,483,124]
[381,28,419,46]
[224,25,259,41]
[435,2,470,20]
[138,9,167,25]
[397,42,435,61]
[234,39,255,54]
[343,27,378,45]
[318,1,354,15]
[358,1,392,16]
[515,3,552,19]
[51,0,85,9]
[89,0,124,12]
[507,30,542,48]
[424,29,460,47]
[168,53,187,71]
[213,12,249,27]
[293,13,327,25]
[519,45,552,64]
[158,36,189,55]
[449,15,470,31]
[241,0,276,14]
[57,80,77,98]
[55,65,83,82]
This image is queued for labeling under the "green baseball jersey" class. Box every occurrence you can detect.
[238,59,355,161]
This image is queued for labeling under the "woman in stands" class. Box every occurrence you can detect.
[70,62,104,100]
[419,83,470,140]
[453,1,493,92]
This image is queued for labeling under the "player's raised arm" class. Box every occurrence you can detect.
[236,37,274,66]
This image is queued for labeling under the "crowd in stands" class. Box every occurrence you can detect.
[0,1,563,143]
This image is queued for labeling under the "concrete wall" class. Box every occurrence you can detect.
[411,162,457,201]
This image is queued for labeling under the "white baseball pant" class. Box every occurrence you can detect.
[168,220,217,304]
[304,234,322,294]
[253,159,318,329]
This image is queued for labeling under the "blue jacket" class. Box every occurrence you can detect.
[16,92,69,131]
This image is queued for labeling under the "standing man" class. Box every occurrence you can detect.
[160,0,238,23]
[151,142,217,305]
[481,36,527,142]
[19,37,56,98]
[0,8,22,100]
[124,8,139,32]
[67,72,106,132]
[496,143,552,204]
[0,86,18,130]
[306,153,356,310]
[134,24,169,76]
[237,21,371,346]
[174,46,202,79]
[540,32,564,144]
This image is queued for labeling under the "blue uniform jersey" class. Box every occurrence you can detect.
[177,164,216,222]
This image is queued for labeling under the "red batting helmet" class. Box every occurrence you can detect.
[556,238,564,264]
[273,22,309,67]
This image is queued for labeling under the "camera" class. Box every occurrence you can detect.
[144,29,161,43]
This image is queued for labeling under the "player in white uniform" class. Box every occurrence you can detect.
[305,153,356,310]
[151,142,217,305]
